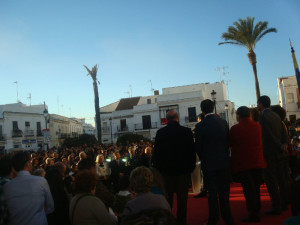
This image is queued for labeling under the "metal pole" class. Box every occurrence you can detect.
[214,100,217,113]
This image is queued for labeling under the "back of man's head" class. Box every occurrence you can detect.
[12,151,30,172]
[166,110,179,122]
[236,106,250,119]
[78,157,95,171]
[257,95,271,108]
[0,155,13,177]
[201,99,214,114]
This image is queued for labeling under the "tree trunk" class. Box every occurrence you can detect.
[248,49,261,101]
[93,80,102,143]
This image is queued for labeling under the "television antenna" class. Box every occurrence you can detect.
[215,66,228,82]
[148,80,155,94]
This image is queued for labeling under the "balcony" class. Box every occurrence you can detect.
[102,127,111,134]
[134,122,158,130]
[37,130,43,137]
[12,129,23,137]
[24,129,35,137]
[0,135,6,141]
[117,125,129,132]
[58,133,70,139]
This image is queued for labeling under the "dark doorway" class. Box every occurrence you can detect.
[142,115,151,129]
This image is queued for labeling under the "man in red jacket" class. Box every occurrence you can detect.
[229,106,266,223]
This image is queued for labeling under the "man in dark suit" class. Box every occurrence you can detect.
[152,110,196,225]
[257,95,289,215]
[194,99,233,225]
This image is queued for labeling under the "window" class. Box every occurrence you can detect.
[120,119,127,131]
[37,122,42,136]
[142,115,151,129]
[286,93,294,103]
[188,107,197,122]
[12,121,18,130]
[147,99,151,104]
[25,121,30,127]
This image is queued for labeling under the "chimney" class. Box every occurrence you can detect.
[154,90,159,95]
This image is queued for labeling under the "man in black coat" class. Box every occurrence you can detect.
[152,110,196,225]
[257,95,289,215]
[194,99,233,225]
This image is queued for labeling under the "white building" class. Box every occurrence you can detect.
[0,103,47,153]
[100,81,236,143]
[79,118,96,136]
[49,115,84,148]
[278,76,300,122]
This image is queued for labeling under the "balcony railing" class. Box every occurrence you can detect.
[134,122,158,130]
[102,127,111,134]
[0,135,6,141]
[12,129,23,137]
[37,130,43,137]
[58,133,70,139]
[24,129,34,137]
[117,125,129,132]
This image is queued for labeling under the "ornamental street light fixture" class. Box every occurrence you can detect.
[211,90,217,113]
[225,103,229,124]
[43,108,48,129]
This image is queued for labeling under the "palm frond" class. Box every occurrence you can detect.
[256,28,277,42]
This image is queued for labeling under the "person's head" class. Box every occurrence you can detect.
[32,168,46,177]
[197,113,205,122]
[130,166,153,193]
[53,162,67,178]
[61,157,68,165]
[201,99,214,114]
[0,155,16,178]
[249,107,260,122]
[236,106,250,122]
[115,152,120,160]
[73,170,97,194]
[77,157,95,173]
[53,152,59,159]
[95,154,104,164]
[270,105,286,121]
[12,151,32,172]
[45,157,55,166]
[166,110,179,123]
[79,151,87,160]
[293,137,299,147]
[257,95,271,111]
[119,175,130,191]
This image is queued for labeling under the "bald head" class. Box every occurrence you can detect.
[166,110,179,123]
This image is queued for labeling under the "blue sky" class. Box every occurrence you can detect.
[1,0,300,124]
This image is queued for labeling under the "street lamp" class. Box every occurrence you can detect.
[211,90,217,113]
[109,117,113,144]
[43,108,48,151]
[43,109,48,129]
[225,103,229,124]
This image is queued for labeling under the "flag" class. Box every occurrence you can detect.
[290,40,300,95]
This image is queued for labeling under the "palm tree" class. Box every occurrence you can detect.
[219,17,277,101]
[84,64,102,143]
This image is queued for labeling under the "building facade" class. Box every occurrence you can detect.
[278,76,300,123]
[0,103,47,153]
[100,82,236,143]
[48,115,84,148]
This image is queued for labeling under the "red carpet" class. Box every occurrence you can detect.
[172,183,292,225]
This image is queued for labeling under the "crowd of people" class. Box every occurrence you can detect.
[0,95,300,225]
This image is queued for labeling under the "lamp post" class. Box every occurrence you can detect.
[211,90,217,113]
[225,103,229,125]
[109,117,113,144]
[43,108,48,151]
